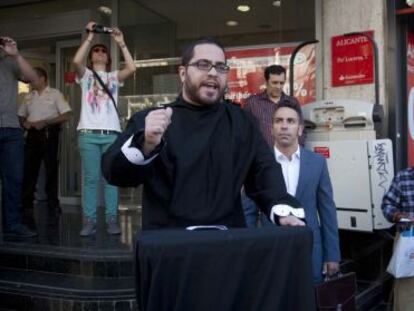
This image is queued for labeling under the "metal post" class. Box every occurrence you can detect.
[289,40,319,96]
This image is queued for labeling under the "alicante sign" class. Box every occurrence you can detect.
[331,31,374,87]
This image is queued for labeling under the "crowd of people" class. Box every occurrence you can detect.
[1,21,414,308]
[0,21,135,237]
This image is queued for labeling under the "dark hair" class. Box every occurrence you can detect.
[264,65,286,81]
[273,97,303,123]
[87,43,112,71]
[181,37,226,66]
[34,67,48,83]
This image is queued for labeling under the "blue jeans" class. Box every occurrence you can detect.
[241,192,258,228]
[0,128,24,231]
[78,132,118,220]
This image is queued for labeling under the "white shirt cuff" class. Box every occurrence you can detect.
[270,204,305,223]
[121,135,158,165]
[270,206,278,224]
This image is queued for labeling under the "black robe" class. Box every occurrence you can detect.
[102,97,297,229]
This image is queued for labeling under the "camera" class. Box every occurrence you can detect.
[0,38,5,46]
[87,24,113,34]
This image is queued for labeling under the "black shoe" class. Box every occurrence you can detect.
[4,224,38,238]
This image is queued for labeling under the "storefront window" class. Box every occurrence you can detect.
[119,0,316,102]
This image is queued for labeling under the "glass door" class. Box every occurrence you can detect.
[56,40,82,205]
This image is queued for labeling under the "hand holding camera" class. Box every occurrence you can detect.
[110,27,126,48]
[84,22,126,49]
[86,24,113,34]
[86,23,113,34]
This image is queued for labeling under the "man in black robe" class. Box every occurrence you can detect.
[102,37,304,230]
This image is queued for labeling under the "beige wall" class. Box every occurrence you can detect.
[317,0,388,110]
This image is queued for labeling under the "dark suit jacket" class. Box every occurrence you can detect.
[296,147,341,282]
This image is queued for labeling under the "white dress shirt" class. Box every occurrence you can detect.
[274,146,301,196]
[121,135,158,165]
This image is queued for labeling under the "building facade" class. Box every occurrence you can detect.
[0,0,411,308]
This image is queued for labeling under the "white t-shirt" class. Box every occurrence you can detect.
[76,68,122,132]
[18,87,71,122]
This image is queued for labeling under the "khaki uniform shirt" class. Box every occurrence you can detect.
[18,87,71,122]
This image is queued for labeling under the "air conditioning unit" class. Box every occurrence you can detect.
[303,99,394,232]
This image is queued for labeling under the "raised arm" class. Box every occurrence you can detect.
[0,37,40,88]
[72,21,96,79]
[102,107,172,187]
[111,27,136,82]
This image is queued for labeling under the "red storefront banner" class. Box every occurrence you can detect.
[331,31,374,87]
[224,44,316,106]
[407,31,414,167]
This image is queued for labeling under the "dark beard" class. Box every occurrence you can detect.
[184,79,224,106]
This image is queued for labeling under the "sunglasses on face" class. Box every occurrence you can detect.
[92,47,107,54]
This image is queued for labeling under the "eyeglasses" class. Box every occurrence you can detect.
[92,47,107,54]
[187,59,230,74]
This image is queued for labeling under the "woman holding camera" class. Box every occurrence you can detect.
[73,21,135,236]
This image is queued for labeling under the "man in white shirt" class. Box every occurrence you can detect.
[267,98,341,282]
[18,67,71,228]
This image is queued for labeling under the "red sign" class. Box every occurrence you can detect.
[225,44,316,106]
[407,31,414,167]
[331,31,374,87]
[64,71,76,84]
[314,146,330,159]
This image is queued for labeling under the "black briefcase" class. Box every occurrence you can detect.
[315,272,357,311]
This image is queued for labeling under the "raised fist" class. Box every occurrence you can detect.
[143,107,173,155]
